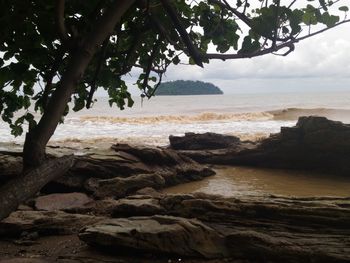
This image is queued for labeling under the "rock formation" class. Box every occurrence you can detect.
[172,116,350,175]
[169,132,240,150]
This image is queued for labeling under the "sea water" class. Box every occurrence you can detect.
[2,91,350,147]
[1,91,350,197]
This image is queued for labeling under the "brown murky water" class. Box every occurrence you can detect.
[164,166,350,197]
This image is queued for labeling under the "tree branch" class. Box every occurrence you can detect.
[42,47,66,111]
[55,0,70,44]
[209,0,293,42]
[203,19,350,60]
[160,0,203,67]
[86,38,109,109]
[141,37,162,97]
[208,0,251,27]
[134,64,166,74]
[296,18,350,42]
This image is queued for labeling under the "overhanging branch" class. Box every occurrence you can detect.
[160,0,203,67]
[203,19,350,60]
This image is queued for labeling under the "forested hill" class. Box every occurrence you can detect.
[155,80,223,95]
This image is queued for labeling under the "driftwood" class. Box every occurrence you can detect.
[0,155,75,221]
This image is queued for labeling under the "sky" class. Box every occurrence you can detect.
[163,23,350,94]
[121,21,350,95]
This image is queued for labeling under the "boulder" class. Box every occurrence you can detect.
[169,132,240,150]
[79,215,229,259]
[34,193,93,211]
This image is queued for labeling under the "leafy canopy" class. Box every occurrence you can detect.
[0,0,349,136]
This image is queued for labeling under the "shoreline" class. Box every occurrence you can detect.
[1,116,350,262]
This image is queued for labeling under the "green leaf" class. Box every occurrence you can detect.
[339,6,349,12]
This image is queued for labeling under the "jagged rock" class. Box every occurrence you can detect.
[169,132,240,150]
[87,173,166,199]
[35,193,93,211]
[41,154,153,193]
[0,211,104,237]
[111,144,214,175]
[175,117,350,175]
[79,215,229,259]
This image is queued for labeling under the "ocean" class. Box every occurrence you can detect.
[1,90,350,148]
[1,90,350,197]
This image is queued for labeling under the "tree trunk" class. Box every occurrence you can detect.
[23,0,136,168]
[0,0,136,221]
[0,155,75,221]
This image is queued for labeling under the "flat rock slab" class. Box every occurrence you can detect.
[79,215,229,259]
[35,192,93,211]
[0,211,104,237]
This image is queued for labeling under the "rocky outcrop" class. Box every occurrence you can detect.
[1,190,349,261]
[0,144,214,197]
[79,215,229,259]
[78,193,350,261]
[174,117,350,175]
[169,132,240,150]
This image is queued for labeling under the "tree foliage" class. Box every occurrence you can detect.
[0,0,349,137]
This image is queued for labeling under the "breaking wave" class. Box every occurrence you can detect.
[78,108,350,124]
[79,112,275,124]
[268,108,350,122]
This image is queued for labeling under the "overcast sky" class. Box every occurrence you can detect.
[166,23,350,94]
[121,21,350,95]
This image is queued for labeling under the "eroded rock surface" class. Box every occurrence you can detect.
[79,215,229,259]
[61,144,213,195]
[87,173,166,199]
[34,193,93,211]
[80,193,350,261]
[0,210,104,237]
[0,144,214,196]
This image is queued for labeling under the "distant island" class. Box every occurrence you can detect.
[155,80,223,96]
